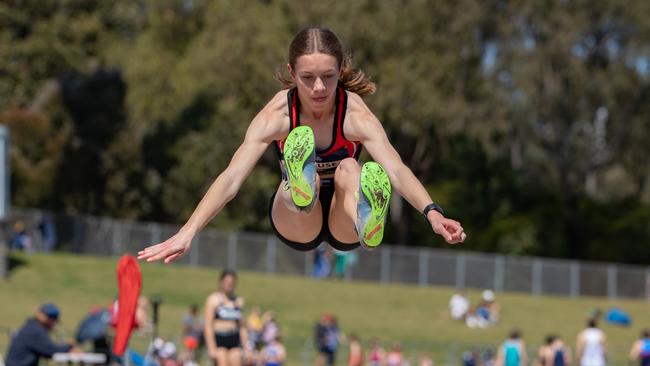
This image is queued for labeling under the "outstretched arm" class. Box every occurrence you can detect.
[138,94,287,263]
[346,95,465,244]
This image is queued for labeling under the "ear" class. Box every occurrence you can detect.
[287,63,294,80]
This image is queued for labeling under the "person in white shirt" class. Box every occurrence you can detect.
[449,290,470,320]
[577,319,606,366]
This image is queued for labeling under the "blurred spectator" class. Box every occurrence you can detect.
[549,336,571,366]
[535,335,554,366]
[181,304,203,363]
[38,213,57,252]
[482,348,496,366]
[466,290,500,329]
[333,250,357,279]
[537,335,570,366]
[150,337,182,366]
[587,308,602,323]
[5,303,81,366]
[204,269,248,366]
[260,334,286,366]
[9,220,32,251]
[182,304,203,342]
[262,311,279,346]
[315,313,340,366]
[462,350,478,366]
[496,329,527,366]
[246,306,264,350]
[110,295,151,333]
[368,338,386,366]
[136,295,152,332]
[418,354,434,366]
[386,342,404,366]
[334,250,348,278]
[576,319,606,366]
[449,290,470,320]
[312,245,331,279]
[347,333,363,366]
[75,306,112,360]
[628,329,650,366]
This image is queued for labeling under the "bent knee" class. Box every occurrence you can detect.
[334,158,360,179]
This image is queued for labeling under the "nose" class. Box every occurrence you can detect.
[313,77,326,92]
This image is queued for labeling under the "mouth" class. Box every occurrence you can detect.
[312,95,328,103]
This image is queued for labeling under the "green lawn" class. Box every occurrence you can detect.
[1,252,648,365]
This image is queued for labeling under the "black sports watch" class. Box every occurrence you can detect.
[422,202,444,223]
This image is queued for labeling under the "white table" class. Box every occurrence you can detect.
[52,353,107,365]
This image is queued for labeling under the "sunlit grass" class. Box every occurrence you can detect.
[0,252,647,365]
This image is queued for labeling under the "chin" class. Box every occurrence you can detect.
[311,95,332,107]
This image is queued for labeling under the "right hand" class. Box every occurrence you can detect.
[208,348,220,360]
[137,229,194,264]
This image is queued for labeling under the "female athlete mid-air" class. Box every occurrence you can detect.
[138,26,466,264]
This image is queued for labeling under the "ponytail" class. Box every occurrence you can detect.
[338,55,376,96]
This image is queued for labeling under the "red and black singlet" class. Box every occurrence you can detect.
[275,86,362,187]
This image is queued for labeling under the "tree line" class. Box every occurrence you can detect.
[1,0,649,263]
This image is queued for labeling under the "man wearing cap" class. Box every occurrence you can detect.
[5,303,80,366]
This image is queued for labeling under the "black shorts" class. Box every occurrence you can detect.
[269,185,360,251]
[214,331,241,350]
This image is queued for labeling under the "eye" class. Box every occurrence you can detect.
[302,75,314,80]
[323,74,334,79]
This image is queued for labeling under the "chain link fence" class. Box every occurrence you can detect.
[7,208,650,299]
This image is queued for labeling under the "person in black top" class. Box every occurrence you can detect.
[5,303,81,366]
[204,269,248,366]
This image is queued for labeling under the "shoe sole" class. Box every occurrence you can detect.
[284,125,316,210]
[358,162,392,248]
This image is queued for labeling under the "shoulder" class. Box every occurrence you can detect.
[345,91,374,120]
[247,90,290,142]
[262,90,290,115]
[206,292,222,306]
[343,91,384,141]
[236,296,245,307]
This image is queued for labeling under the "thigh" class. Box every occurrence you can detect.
[270,183,323,244]
[227,348,242,366]
[216,348,229,366]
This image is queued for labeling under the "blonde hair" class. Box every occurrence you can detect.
[275,26,376,96]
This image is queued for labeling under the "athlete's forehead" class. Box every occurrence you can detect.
[293,52,339,74]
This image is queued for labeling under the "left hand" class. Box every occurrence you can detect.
[428,212,466,244]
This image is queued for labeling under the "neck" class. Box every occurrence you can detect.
[302,102,334,121]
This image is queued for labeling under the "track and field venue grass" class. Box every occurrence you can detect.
[1,252,648,365]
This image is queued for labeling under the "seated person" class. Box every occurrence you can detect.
[449,290,470,320]
[5,303,81,366]
[466,290,500,328]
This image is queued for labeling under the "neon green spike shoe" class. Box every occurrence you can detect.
[283,125,317,211]
[357,162,392,249]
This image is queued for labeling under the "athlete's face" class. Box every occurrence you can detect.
[290,52,340,111]
[220,274,236,294]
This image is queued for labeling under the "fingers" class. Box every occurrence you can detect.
[164,251,185,264]
[433,222,454,242]
[433,219,467,244]
[137,241,175,262]
[147,245,179,262]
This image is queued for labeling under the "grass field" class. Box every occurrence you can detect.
[1,251,648,365]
